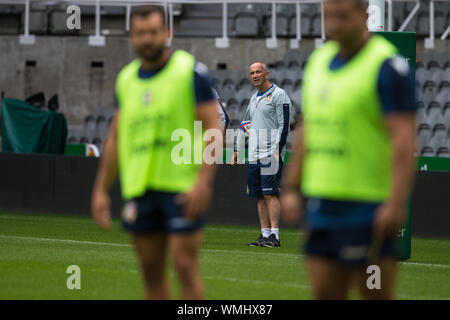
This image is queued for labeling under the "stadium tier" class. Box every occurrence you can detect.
[0,1,450,37]
[1,0,449,156]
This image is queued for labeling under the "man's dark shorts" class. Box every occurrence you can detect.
[304,227,398,267]
[246,155,283,198]
[121,189,204,234]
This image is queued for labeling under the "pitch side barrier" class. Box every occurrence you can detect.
[0,152,449,239]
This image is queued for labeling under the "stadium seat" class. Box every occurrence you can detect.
[235,88,251,105]
[311,14,322,37]
[67,128,83,144]
[265,14,289,37]
[233,5,259,37]
[427,102,443,125]
[221,81,237,102]
[283,50,308,68]
[225,98,239,123]
[96,115,109,140]
[92,137,103,151]
[436,89,450,109]
[292,88,302,105]
[427,133,447,156]
[288,14,311,37]
[430,69,445,86]
[212,70,233,88]
[434,12,447,36]
[79,136,90,144]
[49,4,79,34]
[176,18,223,37]
[402,6,419,33]
[47,94,59,112]
[443,106,450,128]
[25,92,46,109]
[84,115,97,140]
[393,2,406,30]
[272,60,286,70]
[416,101,427,118]
[417,13,430,37]
[417,123,431,150]
[423,81,439,107]
[236,99,249,120]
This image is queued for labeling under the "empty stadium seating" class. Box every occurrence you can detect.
[212,47,450,156]
[3,1,444,157]
[66,107,115,151]
[2,0,449,39]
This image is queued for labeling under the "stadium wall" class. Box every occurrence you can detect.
[0,153,449,239]
[0,36,447,127]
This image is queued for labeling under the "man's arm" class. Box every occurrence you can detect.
[374,113,416,235]
[232,104,250,165]
[373,56,417,236]
[275,92,291,156]
[91,111,119,229]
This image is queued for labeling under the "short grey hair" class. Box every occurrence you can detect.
[249,62,269,72]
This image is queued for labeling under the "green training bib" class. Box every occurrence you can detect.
[116,50,201,199]
[301,35,398,202]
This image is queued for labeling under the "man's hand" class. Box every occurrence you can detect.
[91,190,111,230]
[230,151,240,165]
[373,201,406,237]
[175,179,213,221]
[280,189,302,226]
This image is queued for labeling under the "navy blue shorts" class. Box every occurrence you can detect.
[246,156,283,198]
[121,189,204,234]
[304,227,398,267]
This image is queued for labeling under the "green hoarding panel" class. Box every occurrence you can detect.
[417,156,450,172]
[64,144,86,156]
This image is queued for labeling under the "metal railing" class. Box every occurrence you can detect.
[0,0,441,48]
[425,0,450,48]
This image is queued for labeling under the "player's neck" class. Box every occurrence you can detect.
[338,31,370,59]
[141,48,171,71]
[257,81,272,94]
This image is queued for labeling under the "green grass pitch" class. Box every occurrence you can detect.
[0,212,449,300]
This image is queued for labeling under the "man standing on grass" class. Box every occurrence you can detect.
[281,0,416,299]
[91,5,220,300]
[231,62,291,248]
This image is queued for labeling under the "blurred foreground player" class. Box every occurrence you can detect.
[281,0,416,299]
[91,5,220,299]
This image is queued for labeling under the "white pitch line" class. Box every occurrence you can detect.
[0,234,131,247]
[203,276,310,290]
[0,235,299,258]
[0,234,449,269]
[0,215,301,236]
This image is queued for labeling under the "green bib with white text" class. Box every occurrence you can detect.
[301,36,397,202]
[116,50,201,199]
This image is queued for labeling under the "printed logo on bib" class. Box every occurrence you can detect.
[122,201,138,224]
[142,91,152,106]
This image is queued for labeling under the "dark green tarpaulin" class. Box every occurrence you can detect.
[1,98,67,154]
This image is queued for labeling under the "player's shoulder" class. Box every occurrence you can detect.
[272,85,290,101]
[117,59,140,84]
[311,40,339,60]
[381,55,411,78]
[194,60,210,76]
[372,35,398,54]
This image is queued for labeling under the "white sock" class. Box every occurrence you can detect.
[262,228,271,238]
[271,228,279,240]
